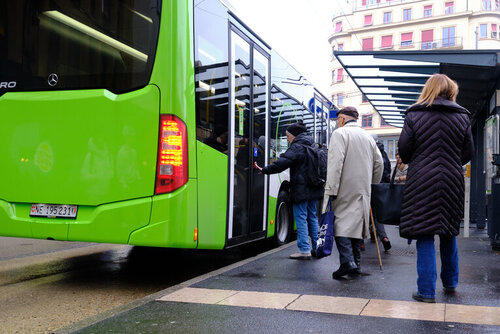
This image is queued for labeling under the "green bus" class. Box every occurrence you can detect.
[0,0,333,250]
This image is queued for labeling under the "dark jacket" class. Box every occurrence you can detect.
[377,142,391,183]
[398,97,474,239]
[262,133,323,203]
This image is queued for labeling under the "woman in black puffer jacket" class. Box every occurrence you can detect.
[398,74,474,303]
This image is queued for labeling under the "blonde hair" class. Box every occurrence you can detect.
[416,74,458,106]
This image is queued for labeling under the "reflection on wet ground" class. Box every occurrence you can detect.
[0,237,277,334]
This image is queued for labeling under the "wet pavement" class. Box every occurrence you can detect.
[61,226,500,334]
[0,237,276,334]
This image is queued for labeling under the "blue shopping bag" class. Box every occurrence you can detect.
[316,198,335,259]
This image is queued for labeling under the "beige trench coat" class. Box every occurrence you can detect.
[322,122,383,239]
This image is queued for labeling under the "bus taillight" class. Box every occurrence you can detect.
[155,115,188,194]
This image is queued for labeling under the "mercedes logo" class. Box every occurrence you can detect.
[48,73,59,87]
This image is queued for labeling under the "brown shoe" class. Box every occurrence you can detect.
[289,252,312,260]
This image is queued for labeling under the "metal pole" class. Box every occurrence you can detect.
[475,26,479,49]
[326,104,330,148]
[313,98,317,143]
[464,163,471,237]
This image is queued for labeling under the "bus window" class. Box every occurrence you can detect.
[194,1,230,153]
[0,0,160,95]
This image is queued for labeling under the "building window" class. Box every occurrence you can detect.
[337,93,344,106]
[492,24,497,38]
[362,37,374,51]
[423,5,432,17]
[445,2,454,14]
[364,14,373,26]
[403,8,412,21]
[480,24,488,38]
[332,70,336,84]
[362,114,373,128]
[383,11,392,24]
[421,30,434,49]
[335,21,342,33]
[387,139,398,160]
[336,68,344,82]
[483,0,492,10]
[362,0,381,5]
[442,27,456,47]
[401,32,413,47]
[381,35,393,49]
[338,43,344,51]
[380,117,389,127]
[362,94,369,103]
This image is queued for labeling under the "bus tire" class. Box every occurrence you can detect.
[274,190,292,246]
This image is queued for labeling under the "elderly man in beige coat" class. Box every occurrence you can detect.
[323,106,383,279]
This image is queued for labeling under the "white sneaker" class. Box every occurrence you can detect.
[289,252,312,260]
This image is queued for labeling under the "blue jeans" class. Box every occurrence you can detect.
[292,200,318,253]
[416,235,459,298]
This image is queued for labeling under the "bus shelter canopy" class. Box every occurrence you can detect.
[334,50,500,128]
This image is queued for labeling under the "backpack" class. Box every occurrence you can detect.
[300,143,328,188]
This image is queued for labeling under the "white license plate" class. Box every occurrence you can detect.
[30,204,78,218]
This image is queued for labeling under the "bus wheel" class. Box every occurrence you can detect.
[275,190,292,246]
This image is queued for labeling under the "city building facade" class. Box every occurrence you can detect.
[329,0,500,163]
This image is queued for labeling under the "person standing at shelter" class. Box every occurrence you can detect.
[254,123,323,260]
[398,74,474,303]
[323,107,383,278]
[370,134,392,252]
[393,152,408,184]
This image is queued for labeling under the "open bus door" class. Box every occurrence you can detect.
[227,26,270,246]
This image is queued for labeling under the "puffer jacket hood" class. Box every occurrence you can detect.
[406,96,470,115]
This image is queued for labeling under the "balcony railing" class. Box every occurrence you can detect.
[418,37,463,50]
[357,0,500,11]
[357,0,421,10]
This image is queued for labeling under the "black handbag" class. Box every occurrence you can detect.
[371,168,405,225]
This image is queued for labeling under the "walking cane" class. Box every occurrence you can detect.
[370,207,383,271]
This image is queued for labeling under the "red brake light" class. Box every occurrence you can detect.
[155,115,188,194]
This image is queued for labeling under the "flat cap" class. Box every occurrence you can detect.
[337,106,359,120]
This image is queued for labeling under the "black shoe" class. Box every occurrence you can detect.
[350,260,361,275]
[349,267,361,276]
[332,262,358,279]
[412,292,436,303]
[382,238,392,252]
[311,249,317,258]
[444,287,456,294]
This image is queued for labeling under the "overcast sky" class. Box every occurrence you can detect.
[228,0,351,96]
